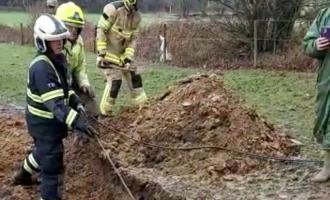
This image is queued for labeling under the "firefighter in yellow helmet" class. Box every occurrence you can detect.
[56,2,99,117]
[96,0,147,116]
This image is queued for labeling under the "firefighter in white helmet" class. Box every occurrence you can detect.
[96,0,147,116]
[56,1,99,117]
[12,14,96,200]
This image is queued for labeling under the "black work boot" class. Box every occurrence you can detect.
[12,167,33,186]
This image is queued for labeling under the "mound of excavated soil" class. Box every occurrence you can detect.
[0,74,300,199]
[100,73,299,183]
[0,109,128,200]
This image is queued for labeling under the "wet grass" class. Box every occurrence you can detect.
[0,43,320,158]
[0,43,196,108]
[0,11,174,27]
[0,11,29,27]
[0,11,102,26]
[224,70,319,158]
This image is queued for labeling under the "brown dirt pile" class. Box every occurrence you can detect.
[100,73,299,182]
[0,109,125,200]
[0,74,301,199]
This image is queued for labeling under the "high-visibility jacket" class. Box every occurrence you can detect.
[96,0,141,66]
[26,53,82,141]
[64,36,90,88]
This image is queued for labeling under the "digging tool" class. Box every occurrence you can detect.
[93,134,136,200]
[98,60,136,72]
[79,109,136,200]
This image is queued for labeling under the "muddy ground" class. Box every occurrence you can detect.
[1,74,330,200]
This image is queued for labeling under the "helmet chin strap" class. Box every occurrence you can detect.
[125,1,138,12]
[77,28,82,36]
[62,39,73,56]
[133,4,138,11]
[126,6,137,13]
[67,27,81,44]
[35,36,47,53]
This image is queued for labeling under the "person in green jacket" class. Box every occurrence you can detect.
[56,2,99,117]
[303,7,330,182]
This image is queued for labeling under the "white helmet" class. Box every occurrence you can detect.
[34,14,70,53]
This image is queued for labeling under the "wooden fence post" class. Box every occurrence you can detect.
[253,20,258,68]
[20,23,24,45]
[273,21,277,55]
[94,25,97,53]
[163,23,167,63]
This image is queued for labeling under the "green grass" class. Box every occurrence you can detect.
[0,11,102,26]
[86,13,177,27]
[0,11,176,27]
[0,11,30,27]
[0,43,196,108]
[0,43,35,103]
[224,70,318,157]
[0,42,320,158]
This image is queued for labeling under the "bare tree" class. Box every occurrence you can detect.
[199,0,208,16]
[180,0,191,17]
[211,0,304,53]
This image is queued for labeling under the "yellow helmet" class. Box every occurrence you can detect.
[56,1,85,28]
[124,0,137,11]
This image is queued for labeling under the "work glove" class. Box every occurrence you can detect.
[72,115,97,138]
[98,49,107,57]
[122,58,136,71]
[124,62,137,71]
[98,56,125,69]
[97,51,116,68]
[123,58,131,65]
[96,55,105,68]
[80,85,95,98]
[73,106,90,145]
[77,103,86,115]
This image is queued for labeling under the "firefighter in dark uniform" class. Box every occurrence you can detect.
[12,14,96,200]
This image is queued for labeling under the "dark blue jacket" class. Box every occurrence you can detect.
[26,53,81,141]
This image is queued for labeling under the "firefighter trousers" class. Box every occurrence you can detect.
[22,138,64,200]
[100,66,147,115]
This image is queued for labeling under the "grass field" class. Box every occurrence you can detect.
[0,43,197,107]
[0,11,105,26]
[0,11,29,27]
[0,11,175,27]
[0,42,318,157]
[224,70,317,157]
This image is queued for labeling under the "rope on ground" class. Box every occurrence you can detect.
[94,134,136,200]
[0,108,24,111]
[90,116,323,165]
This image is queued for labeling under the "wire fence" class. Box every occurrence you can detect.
[152,19,314,69]
[0,19,315,70]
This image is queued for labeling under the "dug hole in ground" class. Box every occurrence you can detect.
[1,73,329,200]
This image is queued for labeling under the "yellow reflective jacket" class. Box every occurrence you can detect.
[64,35,90,88]
[96,1,141,66]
